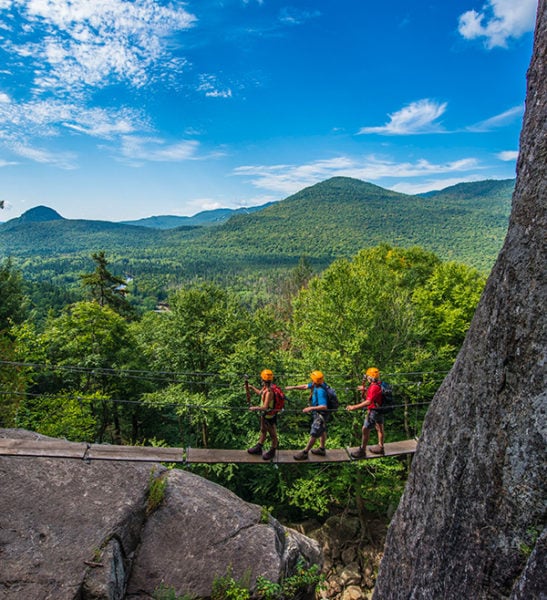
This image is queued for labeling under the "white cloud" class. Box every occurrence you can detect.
[233,155,481,196]
[118,135,200,164]
[197,75,233,99]
[0,95,143,140]
[358,99,447,135]
[5,0,196,95]
[0,159,18,168]
[0,94,207,166]
[467,105,524,131]
[497,150,519,161]
[391,177,485,195]
[10,141,76,168]
[278,8,321,26]
[458,0,537,49]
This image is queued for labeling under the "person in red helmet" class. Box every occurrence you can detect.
[347,367,385,457]
[287,370,329,460]
[247,369,279,461]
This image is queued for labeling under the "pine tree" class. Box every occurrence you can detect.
[80,251,134,319]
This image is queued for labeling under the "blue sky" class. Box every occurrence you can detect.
[0,0,538,221]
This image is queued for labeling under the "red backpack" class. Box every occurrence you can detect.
[268,384,286,415]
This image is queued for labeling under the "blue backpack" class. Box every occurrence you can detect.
[376,381,394,415]
[323,384,339,413]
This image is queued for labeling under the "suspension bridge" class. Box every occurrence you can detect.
[0,436,417,464]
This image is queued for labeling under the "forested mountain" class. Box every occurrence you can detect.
[119,202,273,229]
[0,177,514,294]
[6,205,64,224]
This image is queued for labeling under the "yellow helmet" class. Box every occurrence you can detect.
[260,369,274,382]
[366,367,380,380]
[310,370,324,384]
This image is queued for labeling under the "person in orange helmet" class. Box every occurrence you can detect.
[247,369,279,461]
[287,370,329,460]
[346,367,385,457]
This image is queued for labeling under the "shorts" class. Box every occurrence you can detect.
[261,414,277,427]
[364,409,384,430]
[310,412,327,438]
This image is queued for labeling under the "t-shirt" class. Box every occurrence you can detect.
[307,382,328,409]
[366,382,382,410]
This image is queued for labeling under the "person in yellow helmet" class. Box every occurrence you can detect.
[286,370,329,460]
[247,369,279,460]
[346,367,385,457]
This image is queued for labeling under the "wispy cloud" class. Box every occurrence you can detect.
[197,74,233,98]
[10,141,77,169]
[358,99,447,135]
[0,1,203,166]
[391,177,485,195]
[3,0,196,96]
[233,155,480,196]
[117,136,200,165]
[497,150,519,161]
[0,159,18,168]
[458,0,537,49]
[0,92,145,159]
[278,7,321,26]
[0,91,208,166]
[467,105,524,132]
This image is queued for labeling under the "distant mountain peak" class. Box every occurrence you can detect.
[18,206,64,223]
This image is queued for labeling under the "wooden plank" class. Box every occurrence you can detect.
[186,448,267,464]
[0,438,87,459]
[87,444,184,463]
[384,439,417,456]
[347,439,418,460]
[276,449,351,463]
[187,448,352,464]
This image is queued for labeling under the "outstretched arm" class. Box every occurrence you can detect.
[347,399,370,411]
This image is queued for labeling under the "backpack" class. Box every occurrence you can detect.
[269,384,286,415]
[376,381,395,415]
[323,384,339,413]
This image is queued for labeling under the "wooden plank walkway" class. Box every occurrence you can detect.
[87,445,184,463]
[0,438,417,464]
[187,440,416,463]
[0,437,88,459]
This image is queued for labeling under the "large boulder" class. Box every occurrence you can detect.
[0,429,321,599]
[374,3,546,599]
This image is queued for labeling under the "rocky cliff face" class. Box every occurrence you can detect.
[374,3,546,599]
[0,429,321,600]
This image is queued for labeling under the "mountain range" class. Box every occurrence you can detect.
[0,177,515,288]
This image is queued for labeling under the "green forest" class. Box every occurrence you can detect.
[1,241,486,524]
[0,177,513,318]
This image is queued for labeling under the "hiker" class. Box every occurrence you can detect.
[346,367,385,457]
[246,369,279,460]
[286,370,329,460]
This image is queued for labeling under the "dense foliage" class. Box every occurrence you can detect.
[0,243,486,524]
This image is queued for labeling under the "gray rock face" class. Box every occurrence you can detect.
[0,429,321,599]
[374,4,546,600]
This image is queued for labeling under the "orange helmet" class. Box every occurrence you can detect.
[365,367,380,380]
[310,370,324,384]
[260,369,274,382]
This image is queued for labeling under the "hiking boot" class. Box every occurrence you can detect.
[262,447,276,461]
[247,443,263,455]
[368,444,385,455]
[293,450,309,461]
[311,447,326,456]
[350,446,366,459]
